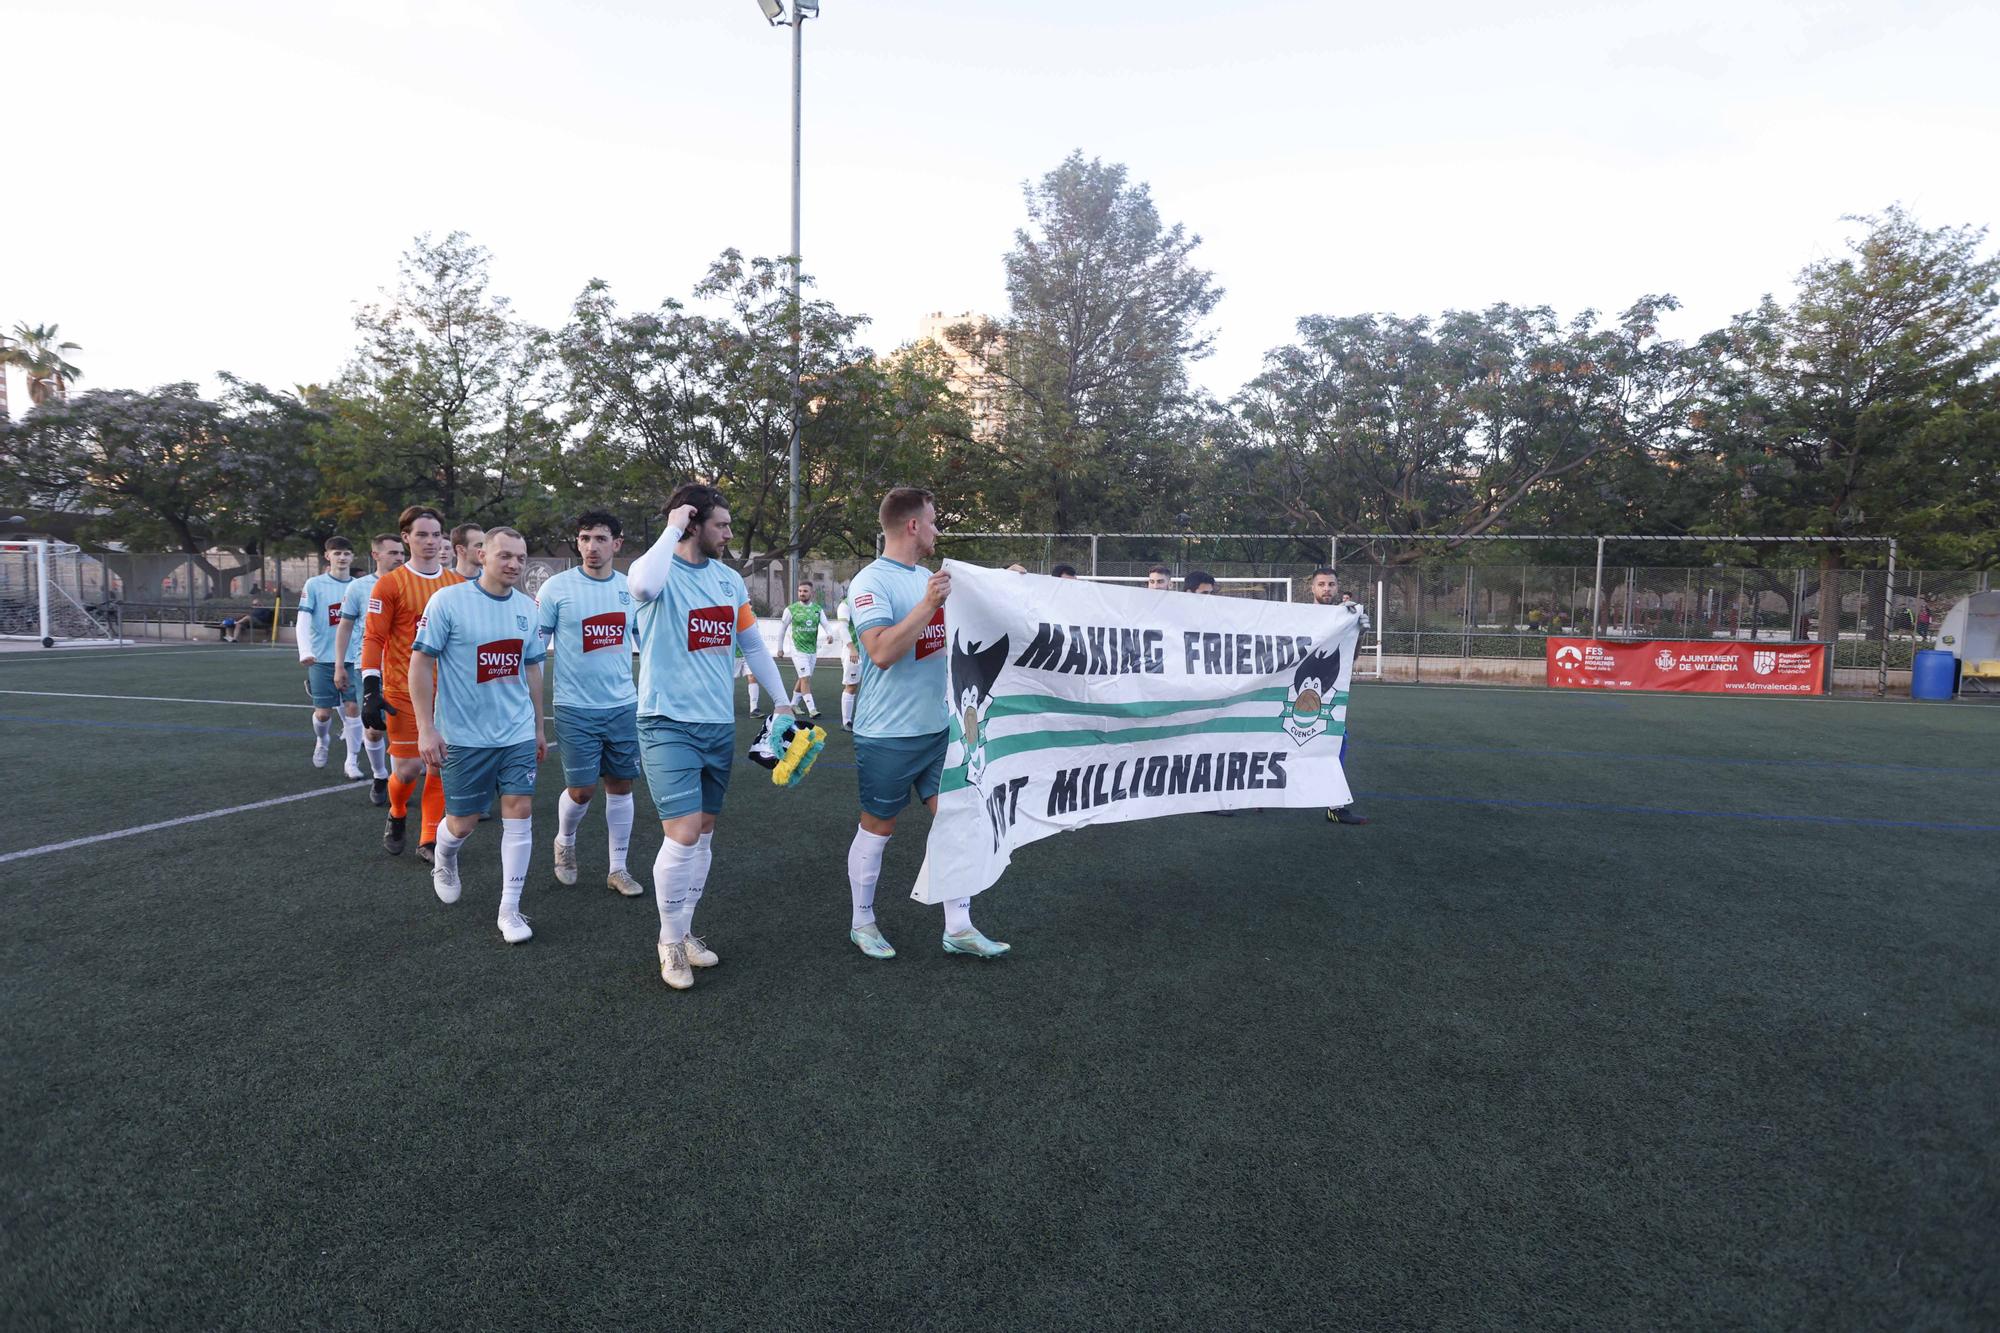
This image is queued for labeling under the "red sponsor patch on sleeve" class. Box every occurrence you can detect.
[581,611,626,653]
[687,606,735,651]
[852,592,876,610]
[476,638,525,683]
[915,606,947,659]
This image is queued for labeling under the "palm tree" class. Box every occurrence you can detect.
[1,323,84,408]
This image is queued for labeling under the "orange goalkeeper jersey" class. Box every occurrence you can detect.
[361,565,465,701]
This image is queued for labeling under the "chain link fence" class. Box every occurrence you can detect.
[55,538,1996,694]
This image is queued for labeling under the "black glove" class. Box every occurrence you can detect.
[360,674,396,730]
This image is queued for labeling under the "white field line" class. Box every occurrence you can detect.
[0,782,367,865]
[0,647,297,665]
[0,689,313,709]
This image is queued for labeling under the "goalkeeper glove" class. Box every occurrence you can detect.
[360,674,397,731]
[747,714,798,770]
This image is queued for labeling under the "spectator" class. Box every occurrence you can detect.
[1051,564,1078,580]
[1183,570,1217,595]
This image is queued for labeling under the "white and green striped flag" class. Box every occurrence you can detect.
[914,561,1362,903]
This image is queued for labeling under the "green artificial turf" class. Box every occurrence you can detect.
[2,645,1996,1330]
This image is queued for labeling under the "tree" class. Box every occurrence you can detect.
[1,322,83,413]
[1233,299,1705,562]
[947,153,1223,532]
[1695,207,2000,613]
[551,253,974,569]
[0,381,323,588]
[316,232,557,527]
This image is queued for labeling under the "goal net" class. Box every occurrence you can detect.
[1081,574,1293,601]
[0,541,118,646]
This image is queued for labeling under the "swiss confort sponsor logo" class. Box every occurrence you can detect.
[581,612,625,652]
[326,605,342,626]
[476,638,525,684]
[916,606,947,660]
[687,605,734,651]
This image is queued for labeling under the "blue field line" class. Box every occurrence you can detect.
[0,713,296,739]
[1366,739,2000,778]
[1356,790,2000,833]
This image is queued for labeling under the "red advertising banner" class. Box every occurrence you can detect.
[1546,638,1826,694]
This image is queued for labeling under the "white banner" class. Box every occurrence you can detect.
[913,561,1361,903]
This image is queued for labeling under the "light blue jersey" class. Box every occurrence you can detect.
[536,567,637,710]
[412,581,546,748]
[338,573,378,666]
[634,555,754,724]
[848,556,947,738]
[297,573,353,662]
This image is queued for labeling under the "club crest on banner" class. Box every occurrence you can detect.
[1753,651,1776,675]
[1282,645,1343,747]
[951,632,1010,787]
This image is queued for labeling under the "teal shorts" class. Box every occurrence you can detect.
[639,716,734,820]
[443,740,538,816]
[306,661,356,709]
[854,730,948,819]
[555,704,640,788]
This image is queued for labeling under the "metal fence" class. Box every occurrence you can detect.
[53,540,1997,694]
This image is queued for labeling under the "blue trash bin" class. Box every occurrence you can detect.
[1910,649,1957,701]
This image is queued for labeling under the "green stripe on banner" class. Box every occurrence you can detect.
[988,685,1292,720]
[940,712,1347,793]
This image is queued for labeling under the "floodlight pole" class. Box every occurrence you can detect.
[785,7,805,599]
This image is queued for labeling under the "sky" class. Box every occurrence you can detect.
[6,0,1998,407]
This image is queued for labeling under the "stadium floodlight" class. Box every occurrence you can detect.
[754,0,819,596]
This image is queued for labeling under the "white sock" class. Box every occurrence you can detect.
[365,737,389,779]
[944,896,973,935]
[654,838,699,945]
[341,714,365,763]
[312,715,332,744]
[747,680,760,710]
[435,821,470,871]
[499,817,531,916]
[803,691,817,716]
[678,831,713,939]
[841,691,855,726]
[605,793,634,874]
[557,790,589,841]
[847,827,890,929]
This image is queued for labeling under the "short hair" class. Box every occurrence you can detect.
[1051,563,1077,578]
[371,532,402,550]
[1148,563,1171,577]
[1184,569,1216,591]
[667,482,728,527]
[450,523,485,550]
[575,510,622,540]
[324,536,353,554]
[1311,567,1339,581]
[398,505,445,535]
[484,526,526,550]
[879,486,935,533]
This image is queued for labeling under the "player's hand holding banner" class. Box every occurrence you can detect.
[915,561,1362,903]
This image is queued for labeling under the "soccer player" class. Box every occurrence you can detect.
[629,484,794,990]
[1184,570,1217,594]
[335,533,405,805]
[361,505,466,860]
[536,510,645,898]
[1310,567,1370,827]
[451,524,485,581]
[778,580,829,720]
[1146,563,1172,591]
[410,527,548,944]
[296,536,364,776]
[835,592,861,730]
[845,485,1008,961]
[1050,564,1078,580]
[739,640,762,717]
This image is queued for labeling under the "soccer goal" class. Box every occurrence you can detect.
[1081,574,1293,601]
[0,541,118,647]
